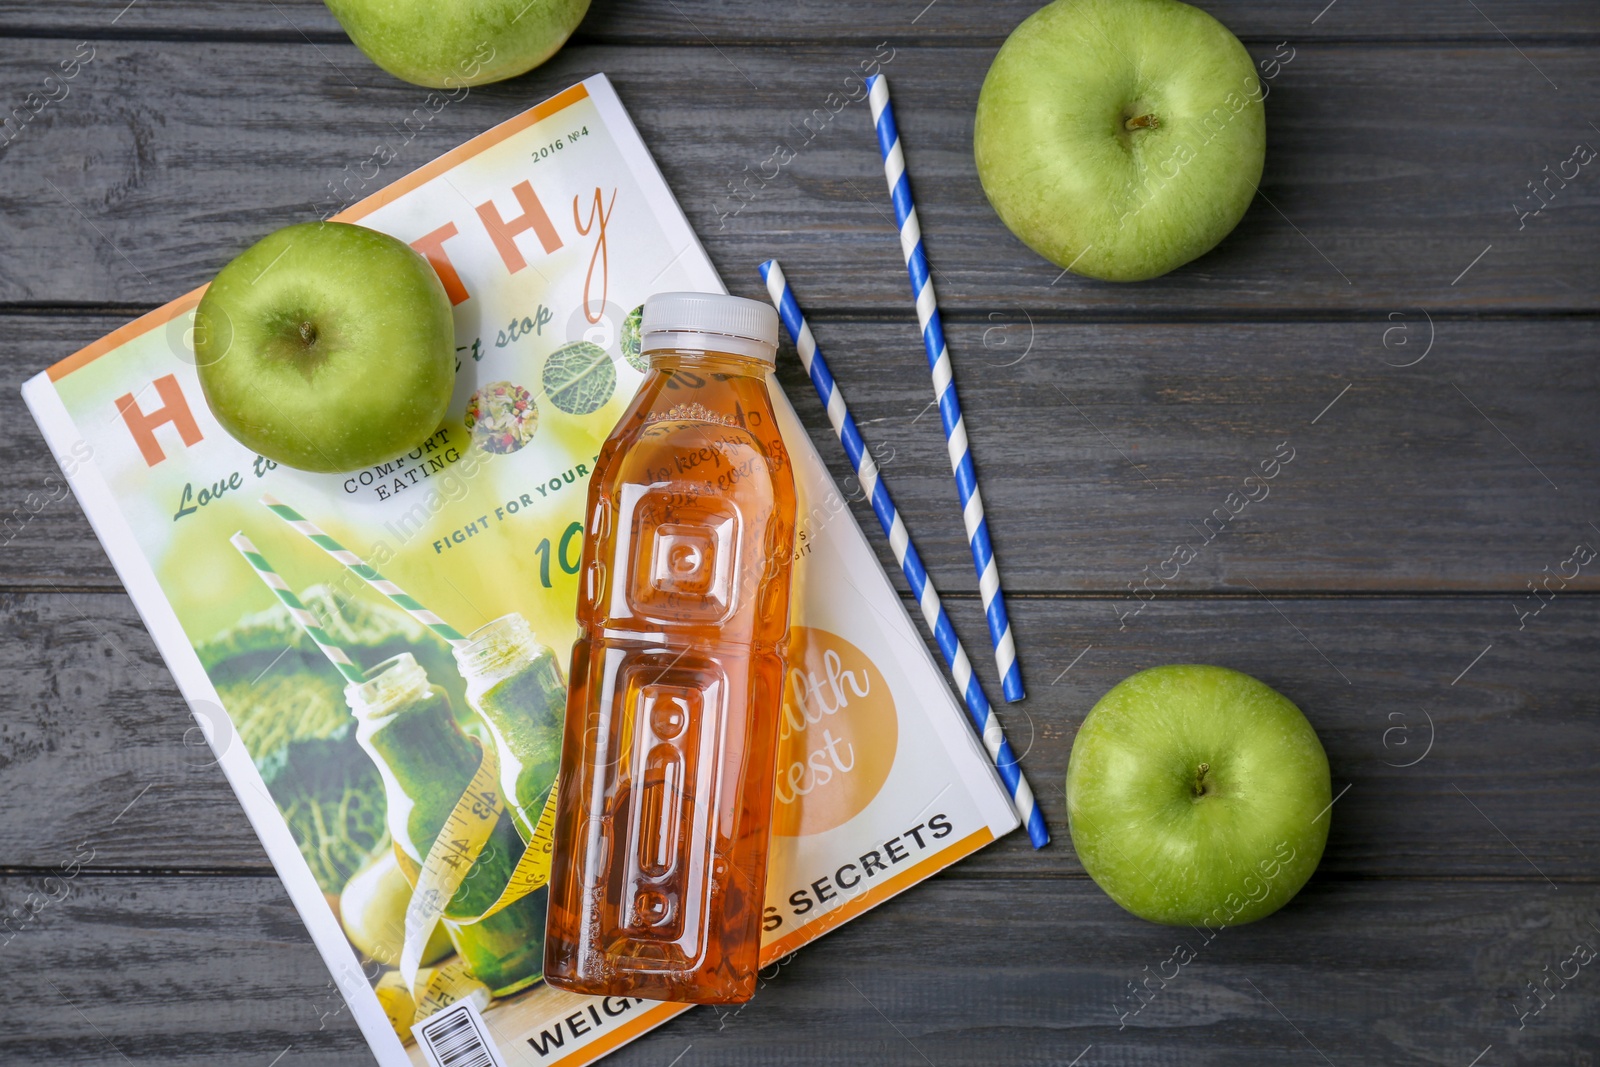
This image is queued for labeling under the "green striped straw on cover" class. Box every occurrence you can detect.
[229,532,365,684]
[260,493,468,648]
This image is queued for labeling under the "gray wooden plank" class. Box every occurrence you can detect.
[0,874,378,1066]
[0,41,1595,311]
[617,879,1600,1067]
[5,315,1595,592]
[1,590,1595,879]
[3,873,1594,1065]
[0,0,1595,42]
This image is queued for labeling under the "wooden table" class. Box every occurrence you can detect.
[3,1,1597,1063]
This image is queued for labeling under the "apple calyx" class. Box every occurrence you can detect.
[1191,762,1215,799]
[1124,113,1160,132]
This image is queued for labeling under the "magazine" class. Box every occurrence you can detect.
[22,74,1019,1066]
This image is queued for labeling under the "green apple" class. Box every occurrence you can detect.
[194,221,455,474]
[324,0,591,88]
[974,0,1266,281]
[1065,665,1329,926]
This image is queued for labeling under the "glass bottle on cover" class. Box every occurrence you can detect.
[347,652,546,996]
[454,613,568,842]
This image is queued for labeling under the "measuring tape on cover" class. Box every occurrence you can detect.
[393,749,560,991]
[473,779,561,922]
[377,960,490,1040]
[398,743,504,991]
[393,754,561,978]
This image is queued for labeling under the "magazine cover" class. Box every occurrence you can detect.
[22,74,1019,1066]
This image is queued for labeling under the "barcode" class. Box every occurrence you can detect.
[416,1002,507,1067]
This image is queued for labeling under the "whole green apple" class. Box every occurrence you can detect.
[324,0,590,88]
[194,221,456,474]
[1065,665,1329,926]
[974,0,1266,281]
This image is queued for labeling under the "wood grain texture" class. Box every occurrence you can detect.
[3,874,1596,1065]
[2,590,1595,880]
[4,315,1594,592]
[0,41,1596,311]
[0,875,379,1066]
[1,0,1597,42]
[607,879,1600,1067]
[1,2,1595,1063]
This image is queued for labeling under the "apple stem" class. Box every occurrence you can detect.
[1193,762,1211,797]
[1125,114,1160,131]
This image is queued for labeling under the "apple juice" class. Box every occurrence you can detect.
[544,293,797,1004]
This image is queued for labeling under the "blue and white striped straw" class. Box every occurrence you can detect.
[865,74,1025,704]
[761,260,1047,849]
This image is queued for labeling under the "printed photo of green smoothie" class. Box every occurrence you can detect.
[455,614,569,842]
[203,555,572,1043]
[348,651,549,997]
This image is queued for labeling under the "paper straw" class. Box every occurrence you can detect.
[261,494,468,647]
[865,75,1025,705]
[760,260,1048,849]
[230,532,366,685]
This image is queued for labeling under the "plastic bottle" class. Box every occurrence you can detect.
[544,292,798,1004]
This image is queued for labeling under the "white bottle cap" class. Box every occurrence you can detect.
[641,292,779,365]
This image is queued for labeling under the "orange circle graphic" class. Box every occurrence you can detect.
[772,626,898,837]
